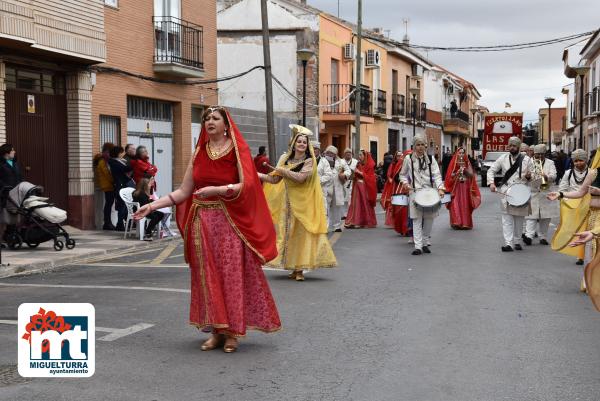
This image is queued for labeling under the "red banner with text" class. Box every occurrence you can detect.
[483,113,523,158]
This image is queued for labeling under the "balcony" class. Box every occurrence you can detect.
[322,84,373,122]
[592,87,600,115]
[391,93,405,117]
[442,110,470,136]
[374,89,387,115]
[153,16,204,78]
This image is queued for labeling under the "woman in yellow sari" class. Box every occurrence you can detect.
[548,147,600,292]
[258,125,337,281]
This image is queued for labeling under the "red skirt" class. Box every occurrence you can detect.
[392,205,411,235]
[187,207,281,337]
[345,180,377,228]
[448,181,474,230]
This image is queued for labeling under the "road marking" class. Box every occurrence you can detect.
[84,263,187,268]
[97,323,155,342]
[82,247,167,264]
[330,231,342,247]
[0,320,154,342]
[0,283,190,293]
[150,242,178,265]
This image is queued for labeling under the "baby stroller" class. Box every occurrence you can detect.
[2,182,75,251]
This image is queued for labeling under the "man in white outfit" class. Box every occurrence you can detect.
[488,136,533,252]
[324,145,351,232]
[524,144,557,246]
[343,148,358,219]
[400,135,445,255]
[313,142,333,225]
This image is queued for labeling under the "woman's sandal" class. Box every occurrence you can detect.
[295,270,304,281]
[223,337,238,353]
[200,334,224,351]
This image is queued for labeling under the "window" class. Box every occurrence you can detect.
[99,115,121,148]
[104,0,118,8]
[127,96,173,121]
[154,0,180,18]
[5,66,64,94]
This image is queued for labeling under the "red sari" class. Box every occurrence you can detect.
[176,111,281,337]
[444,150,481,230]
[345,151,377,228]
[392,150,412,235]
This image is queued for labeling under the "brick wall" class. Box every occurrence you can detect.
[92,0,218,187]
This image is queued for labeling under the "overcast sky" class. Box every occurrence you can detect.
[307,0,598,125]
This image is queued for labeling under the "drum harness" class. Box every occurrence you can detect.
[499,154,524,188]
[410,154,434,191]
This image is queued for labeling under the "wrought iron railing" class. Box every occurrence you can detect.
[391,93,405,117]
[322,84,372,116]
[592,86,599,114]
[153,16,203,69]
[444,109,470,123]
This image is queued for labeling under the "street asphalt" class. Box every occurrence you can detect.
[1,188,599,401]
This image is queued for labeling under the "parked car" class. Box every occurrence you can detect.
[480,151,508,187]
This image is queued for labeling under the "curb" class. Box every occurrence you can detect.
[0,237,181,279]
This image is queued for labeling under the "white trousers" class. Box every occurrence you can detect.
[502,214,524,247]
[525,218,550,240]
[327,198,344,231]
[412,217,434,250]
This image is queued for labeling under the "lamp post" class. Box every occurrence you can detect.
[545,97,555,147]
[297,48,315,127]
[573,66,590,149]
[410,87,419,140]
[470,107,478,156]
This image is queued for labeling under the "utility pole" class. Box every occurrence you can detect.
[353,0,362,155]
[260,0,276,163]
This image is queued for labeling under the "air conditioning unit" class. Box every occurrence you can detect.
[343,43,356,60]
[411,64,423,77]
[365,49,381,68]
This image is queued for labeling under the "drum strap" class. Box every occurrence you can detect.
[500,154,523,187]
[410,155,434,189]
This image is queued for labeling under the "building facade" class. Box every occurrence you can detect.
[92,0,217,228]
[0,0,106,228]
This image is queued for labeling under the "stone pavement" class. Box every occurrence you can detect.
[0,226,180,279]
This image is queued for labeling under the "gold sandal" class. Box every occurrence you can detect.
[201,334,224,351]
[223,337,238,353]
[295,270,304,281]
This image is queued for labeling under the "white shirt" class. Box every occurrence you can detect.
[487,153,532,188]
[559,167,590,192]
[400,153,444,190]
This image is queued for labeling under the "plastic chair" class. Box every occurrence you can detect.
[119,188,159,241]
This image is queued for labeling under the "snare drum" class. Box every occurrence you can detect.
[391,194,409,206]
[505,183,531,207]
[414,188,442,213]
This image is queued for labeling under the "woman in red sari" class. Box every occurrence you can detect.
[392,150,412,236]
[380,151,404,227]
[444,147,481,229]
[345,150,377,228]
[134,106,280,353]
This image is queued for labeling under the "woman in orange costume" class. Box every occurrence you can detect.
[134,106,280,353]
[345,150,378,228]
[444,147,481,229]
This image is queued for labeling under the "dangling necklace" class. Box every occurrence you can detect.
[207,140,231,158]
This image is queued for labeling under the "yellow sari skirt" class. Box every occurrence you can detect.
[266,190,337,271]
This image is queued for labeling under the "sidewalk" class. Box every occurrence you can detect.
[0,226,180,278]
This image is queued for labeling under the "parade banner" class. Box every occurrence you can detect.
[482,113,523,158]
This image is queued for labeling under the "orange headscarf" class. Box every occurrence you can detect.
[176,108,278,263]
[444,148,481,210]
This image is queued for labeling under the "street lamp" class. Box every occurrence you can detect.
[297,48,315,127]
[410,87,419,139]
[573,66,590,149]
[545,97,555,147]
[470,107,478,156]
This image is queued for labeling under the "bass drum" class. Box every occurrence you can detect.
[414,188,441,214]
[505,183,531,207]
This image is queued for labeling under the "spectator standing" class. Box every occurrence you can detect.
[130,146,158,188]
[93,142,116,230]
[107,146,134,231]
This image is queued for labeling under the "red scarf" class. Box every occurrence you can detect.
[444,149,481,209]
[176,110,278,263]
